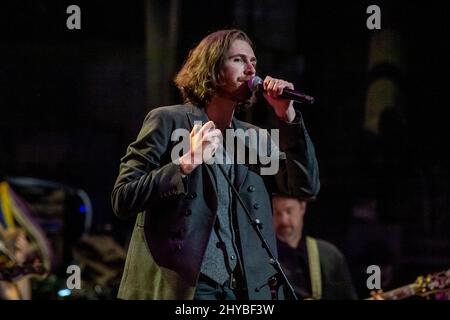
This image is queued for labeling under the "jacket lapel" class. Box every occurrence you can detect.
[186,105,208,130]
[185,105,251,193]
[231,118,250,191]
[186,106,218,198]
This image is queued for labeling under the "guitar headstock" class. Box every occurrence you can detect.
[415,269,450,298]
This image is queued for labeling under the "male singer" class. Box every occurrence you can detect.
[111,29,320,300]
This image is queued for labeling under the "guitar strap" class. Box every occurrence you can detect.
[306,236,322,300]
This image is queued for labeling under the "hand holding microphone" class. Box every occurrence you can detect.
[248,75,315,104]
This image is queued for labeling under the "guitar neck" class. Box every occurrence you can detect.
[369,283,418,300]
[367,269,450,300]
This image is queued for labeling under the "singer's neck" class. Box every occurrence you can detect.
[206,96,236,132]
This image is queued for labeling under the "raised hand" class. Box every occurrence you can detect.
[179,121,222,174]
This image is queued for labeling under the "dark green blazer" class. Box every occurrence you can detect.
[111,105,320,299]
[315,239,358,300]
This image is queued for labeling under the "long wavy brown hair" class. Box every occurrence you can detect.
[174,29,253,107]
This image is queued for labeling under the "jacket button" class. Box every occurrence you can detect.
[253,203,260,210]
[230,255,236,260]
[216,241,225,249]
[185,192,196,200]
[248,185,255,192]
[184,209,192,216]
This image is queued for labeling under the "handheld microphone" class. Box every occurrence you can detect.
[248,76,315,104]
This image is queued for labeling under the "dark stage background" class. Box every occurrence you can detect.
[1,0,449,299]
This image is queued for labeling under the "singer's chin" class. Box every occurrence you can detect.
[217,85,257,110]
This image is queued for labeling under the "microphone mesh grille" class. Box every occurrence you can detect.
[248,76,263,92]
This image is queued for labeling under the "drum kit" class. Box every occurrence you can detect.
[1,179,127,300]
[0,181,51,299]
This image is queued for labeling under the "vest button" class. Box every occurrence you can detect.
[184,209,192,216]
[185,192,197,200]
[177,228,186,237]
[253,203,260,210]
[248,185,256,192]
